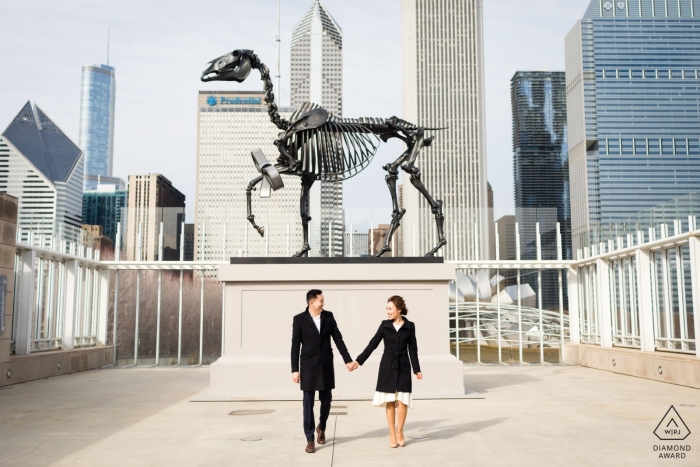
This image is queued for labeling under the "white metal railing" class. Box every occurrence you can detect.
[8,217,700,367]
[13,232,107,355]
[572,216,699,356]
[449,222,571,364]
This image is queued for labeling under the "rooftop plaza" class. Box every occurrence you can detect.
[1,365,698,466]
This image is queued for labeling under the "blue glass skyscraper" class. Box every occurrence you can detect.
[79,64,116,190]
[565,0,700,251]
[511,71,571,309]
[512,71,571,260]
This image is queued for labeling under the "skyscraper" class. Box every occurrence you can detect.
[79,64,117,190]
[511,71,571,261]
[401,0,489,259]
[511,71,571,309]
[0,102,84,243]
[496,215,516,261]
[195,91,298,260]
[126,174,185,261]
[565,0,700,251]
[290,0,344,257]
[82,185,127,244]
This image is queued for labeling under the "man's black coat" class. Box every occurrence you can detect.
[291,309,353,391]
[356,318,421,393]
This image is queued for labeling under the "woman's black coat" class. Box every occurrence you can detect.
[291,309,352,391]
[356,318,420,393]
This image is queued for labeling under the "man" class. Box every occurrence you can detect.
[291,289,355,453]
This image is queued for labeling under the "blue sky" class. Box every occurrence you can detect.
[0,0,591,223]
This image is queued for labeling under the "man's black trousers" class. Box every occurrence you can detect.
[303,390,332,442]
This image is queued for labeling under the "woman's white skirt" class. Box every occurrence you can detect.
[372,391,413,408]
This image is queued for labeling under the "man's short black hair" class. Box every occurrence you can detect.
[306,289,323,304]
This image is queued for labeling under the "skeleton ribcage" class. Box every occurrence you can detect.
[288,102,381,182]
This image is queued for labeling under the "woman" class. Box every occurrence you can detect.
[354,295,423,448]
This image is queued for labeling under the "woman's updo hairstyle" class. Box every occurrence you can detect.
[388,295,408,316]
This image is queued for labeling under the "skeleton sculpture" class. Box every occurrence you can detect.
[201,49,447,257]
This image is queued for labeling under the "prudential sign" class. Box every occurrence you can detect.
[206,96,262,106]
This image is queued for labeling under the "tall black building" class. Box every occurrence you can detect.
[511,71,571,309]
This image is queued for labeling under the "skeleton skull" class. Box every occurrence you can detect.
[201,49,253,82]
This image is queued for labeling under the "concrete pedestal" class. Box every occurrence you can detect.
[204,258,465,400]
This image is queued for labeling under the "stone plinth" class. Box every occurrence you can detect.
[205,258,464,400]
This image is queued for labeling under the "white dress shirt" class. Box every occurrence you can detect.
[311,312,321,332]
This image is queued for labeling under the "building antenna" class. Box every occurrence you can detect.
[276,0,281,103]
[107,28,110,65]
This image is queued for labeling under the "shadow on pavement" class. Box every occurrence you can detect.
[332,417,508,446]
[464,371,541,393]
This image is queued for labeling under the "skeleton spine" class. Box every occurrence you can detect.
[250,53,290,131]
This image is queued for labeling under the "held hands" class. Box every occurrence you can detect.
[292,372,300,384]
[346,361,360,372]
[415,372,423,380]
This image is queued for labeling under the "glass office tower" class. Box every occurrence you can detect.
[511,71,571,309]
[79,64,116,191]
[512,71,571,260]
[565,0,700,251]
[82,186,127,244]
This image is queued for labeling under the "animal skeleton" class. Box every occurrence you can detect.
[202,49,447,257]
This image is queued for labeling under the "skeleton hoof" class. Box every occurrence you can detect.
[375,246,391,257]
[293,245,311,257]
[425,239,447,257]
[257,226,265,237]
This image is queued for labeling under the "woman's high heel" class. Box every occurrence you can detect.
[397,433,405,447]
[390,435,398,448]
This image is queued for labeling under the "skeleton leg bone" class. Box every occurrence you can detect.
[246,175,265,236]
[400,129,446,257]
[293,175,315,257]
[376,149,410,257]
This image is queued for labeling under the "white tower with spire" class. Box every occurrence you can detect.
[290,0,344,257]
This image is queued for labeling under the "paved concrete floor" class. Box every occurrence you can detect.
[0,365,698,466]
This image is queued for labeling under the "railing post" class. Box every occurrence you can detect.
[557,222,564,361]
[516,222,523,363]
[113,223,121,365]
[495,222,502,364]
[412,223,415,257]
[567,267,581,345]
[199,269,204,366]
[96,268,110,346]
[596,258,613,347]
[635,248,655,352]
[62,259,79,351]
[155,223,163,366]
[15,249,36,355]
[688,234,700,358]
[475,223,481,364]
[350,223,354,257]
[536,222,544,364]
[178,223,185,365]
